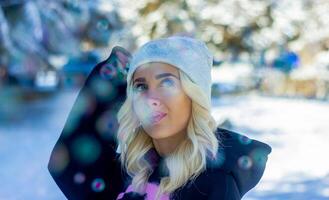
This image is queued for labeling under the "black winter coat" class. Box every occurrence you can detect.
[48,47,272,200]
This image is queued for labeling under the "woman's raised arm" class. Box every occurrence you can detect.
[48,47,131,200]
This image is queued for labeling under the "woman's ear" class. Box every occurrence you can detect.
[100,46,132,81]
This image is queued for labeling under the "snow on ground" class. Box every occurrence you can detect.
[0,89,79,200]
[0,89,328,199]
[211,93,329,200]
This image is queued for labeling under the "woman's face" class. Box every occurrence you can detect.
[131,62,192,140]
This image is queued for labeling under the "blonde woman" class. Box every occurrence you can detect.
[48,37,271,200]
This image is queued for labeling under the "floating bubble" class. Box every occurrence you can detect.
[90,78,117,101]
[48,144,69,175]
[74,172,86,184]
[91,178,106,192]
[71,135,101,165]
[238,135,252,145]
[238,155,253,170]
[250,148,267,167]
[100,63,117,80]
[96,111,118,140]
[101,55,127,82]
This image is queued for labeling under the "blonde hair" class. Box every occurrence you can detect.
[116,69,220,200]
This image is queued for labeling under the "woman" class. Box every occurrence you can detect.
[48,36,271,200]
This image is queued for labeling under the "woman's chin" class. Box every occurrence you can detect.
[145,129,170,140]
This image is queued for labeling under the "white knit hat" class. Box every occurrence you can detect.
[126,36,213,101]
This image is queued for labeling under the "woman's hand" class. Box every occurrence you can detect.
[100,46,131,82]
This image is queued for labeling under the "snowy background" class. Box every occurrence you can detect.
[0,88,328,200]
[1,0,329,199]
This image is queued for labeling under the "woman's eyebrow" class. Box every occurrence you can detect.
[133,73,179,84]
[133,77,146,84]
[155,73,179,80]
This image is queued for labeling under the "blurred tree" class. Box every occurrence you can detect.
[116,0,329,67]
[1,0,329,84]
[0,0,125,88]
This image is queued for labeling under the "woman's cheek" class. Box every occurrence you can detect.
[161,87,180,99]
[133,97,151,121]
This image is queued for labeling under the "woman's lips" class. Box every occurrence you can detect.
[150,112,167,124]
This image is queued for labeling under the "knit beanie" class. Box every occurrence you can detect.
[126,36,213,101]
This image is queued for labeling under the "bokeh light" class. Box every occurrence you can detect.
[91,178,106,192]
[95,110,118,140]
[71,135,101,165]
[73,172,86,184]
[250,148,268,168]
[48,144,69,175]
[238,134,252,145]
[100,63,117,80]
[238,155,253,170]
[90,78,117,102]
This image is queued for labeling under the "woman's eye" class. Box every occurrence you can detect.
[160,78,175,87]
[133,84,147,92]
[133,79,174,92]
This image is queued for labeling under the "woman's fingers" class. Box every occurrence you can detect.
[99,46,132,80]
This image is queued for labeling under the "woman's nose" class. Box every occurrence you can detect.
[147,97,161,107]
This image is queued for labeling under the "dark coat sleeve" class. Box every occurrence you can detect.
[207,172,241,200]
[47,47,131,200]
[215,128,272,198]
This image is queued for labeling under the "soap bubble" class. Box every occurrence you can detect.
[48,144,69,175]
[90,78,117,101]
[71,135,101,165]
[96,110,118,140]
[238,155,253,170]
[91,178,106,192]
[74,172,86,184]
[250,148,268,167]
[100,63,117,80]
[238,135,252,145]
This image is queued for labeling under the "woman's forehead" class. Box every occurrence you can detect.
[133,62,179,79]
